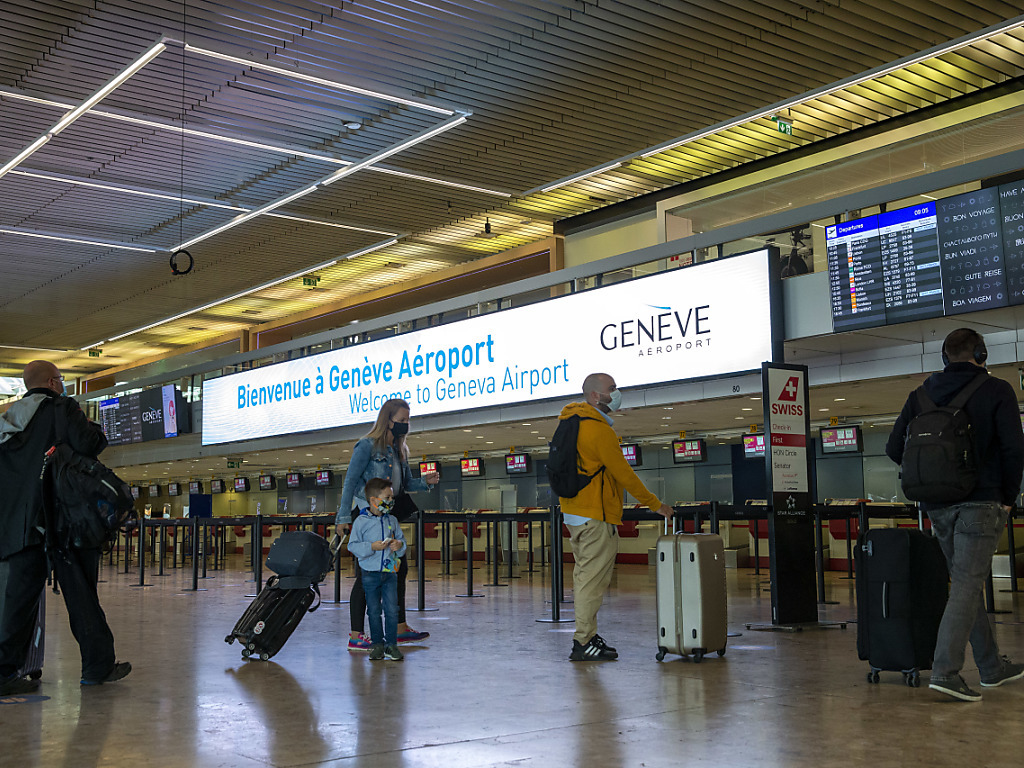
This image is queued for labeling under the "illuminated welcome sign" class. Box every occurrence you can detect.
[201,249,777,445]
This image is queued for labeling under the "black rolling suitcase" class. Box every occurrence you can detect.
[225,531,340,660]
[0,559,45,681]
[856,527,948,687]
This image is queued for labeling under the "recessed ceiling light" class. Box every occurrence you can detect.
[834,397,846,401]
[749,396,762,401]
[485,441,494,444]
[742,408,753,411]
[306,453,313,456]
[287,449,294,452]
[819,408,829,412]
[427,441,434,444]
[735,416,744,420]
[531,430,539,434]
[439,446,446,449]
[661,416,672,420]
[662,407,674,410]
[521,423,532,426]
[463,429,472,433]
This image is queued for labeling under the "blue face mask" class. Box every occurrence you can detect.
[606,389,622,412]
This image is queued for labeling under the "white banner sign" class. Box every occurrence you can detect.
[202,249,775,445]
[766,367,809,494]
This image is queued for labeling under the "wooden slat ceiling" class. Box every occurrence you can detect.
[1,0,1023,377]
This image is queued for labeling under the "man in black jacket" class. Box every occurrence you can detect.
[0,360,130,694]
[886,328,1024,702]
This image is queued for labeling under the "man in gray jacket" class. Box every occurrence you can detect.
[0,360,130,694]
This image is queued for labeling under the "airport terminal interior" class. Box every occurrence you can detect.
[3,2,1024,766]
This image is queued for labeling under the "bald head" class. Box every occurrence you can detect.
[582,372,615,411]
[23,360,62,393]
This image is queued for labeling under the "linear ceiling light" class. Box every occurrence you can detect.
[320,114,468,187]
[98,239,397,345]
[265,213,399,237]
[174,114,467,250]
[540,161,623,193]
[639,16,1024,159]
[370,166,512,197]
[11,170,247,210]
[0,343,69,353]
[0,42,165,180]
[184,45,454,116]
[0,227,156,252]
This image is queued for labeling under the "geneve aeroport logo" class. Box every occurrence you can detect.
[598,303,711,358]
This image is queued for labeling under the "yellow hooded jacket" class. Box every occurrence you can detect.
[556,401,663,525]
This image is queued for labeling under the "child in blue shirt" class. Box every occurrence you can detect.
[346,477,407,660]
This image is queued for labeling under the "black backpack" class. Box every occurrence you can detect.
[41,403,135,550]
[900,374,988,504]
[547,415,605,499]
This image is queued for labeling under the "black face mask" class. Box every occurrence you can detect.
[390,421,409,438]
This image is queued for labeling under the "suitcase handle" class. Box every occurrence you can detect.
[881,581,889,620]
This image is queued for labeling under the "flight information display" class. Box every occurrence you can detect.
[827,183,1024,333]
[98,384,190,446]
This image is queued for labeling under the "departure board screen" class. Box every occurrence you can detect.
[97,384,190,446]
[98,393,143,446]
[878,203,943,324]
[936,188,1005,315]
[826,216,886,332]
[826,182,1024,334]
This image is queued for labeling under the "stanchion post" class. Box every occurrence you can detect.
[158,525,166,576]
[190,517,199,591]
[416,509,426,610]
[201,520,209,579]
[814,506,832,604]
[456,516,483,598]
[136,515,148,587]
[710,501,719,535]
[535,505,572,623]
[1005,510,1018,594]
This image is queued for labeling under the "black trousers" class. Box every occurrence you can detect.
[350,554,407,633]
[0,545,115,681]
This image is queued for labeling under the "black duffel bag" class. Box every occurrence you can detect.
[265,530,333,587]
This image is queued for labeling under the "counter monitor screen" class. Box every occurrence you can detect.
[258,475,276,491]
[167,482,181,497]
[285,472,302,489]
[234,477,250,492]
[148,484,160,497]
[210,479,225,494]
[620,443,642,467]
[460,458,483,477]
[743,434,766,458]
[672,439,707,463]
[315,470,333,487]
[820,426,863,454]
[505,453,531,475]
[188,480,202,495]
[419,461,440,478]
[130,485,140,500]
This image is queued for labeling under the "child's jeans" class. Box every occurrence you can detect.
[361,569,398,646]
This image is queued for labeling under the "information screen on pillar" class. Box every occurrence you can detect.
[131,485,140,500]
[826,184,1024,333]
[148,484,160,497]
[285,472,302,489]
[188,480,202,494]
[315,470,333,487]
[620,443,642,466]
[167,482,181,497]
[505,453,531,474]
[210,479,225,494]
[460,458,483,477]
[419,461,440,478]
[258,475,276,491]
[234,477,250,492]
[820,426,863,454]
[672,439,706,463]
[743,434,765,458]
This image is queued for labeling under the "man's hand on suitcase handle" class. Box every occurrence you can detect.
[655,504,673,519]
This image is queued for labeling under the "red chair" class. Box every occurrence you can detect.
[617,520,640,538]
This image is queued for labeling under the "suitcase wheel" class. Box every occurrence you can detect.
[902,670,920,687]
[693,649,705,663]
[656,649,666,662]
[866,670,880,684]
[28,670,42,680]
[717,648,726,657]
[225,635,235,645]
[259,653,270,661]
[241,649,251,659]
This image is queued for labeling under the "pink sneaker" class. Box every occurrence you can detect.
[347,634,373,651]
[397,629,430,644]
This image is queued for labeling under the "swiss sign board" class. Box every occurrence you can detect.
[766,368,808,494]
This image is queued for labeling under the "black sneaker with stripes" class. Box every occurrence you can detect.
[569,635,619,661]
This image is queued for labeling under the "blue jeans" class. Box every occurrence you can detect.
[361,569,398,646]
[927,502,1006,680]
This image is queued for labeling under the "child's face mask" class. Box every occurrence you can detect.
[377,498,394,514]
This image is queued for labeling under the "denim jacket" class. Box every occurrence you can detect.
[336,437,428,524]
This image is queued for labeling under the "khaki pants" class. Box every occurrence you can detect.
[567,520,618,645]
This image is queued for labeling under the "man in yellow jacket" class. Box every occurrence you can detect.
[559,372,672,661]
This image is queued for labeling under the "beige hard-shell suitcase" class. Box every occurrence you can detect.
[655,532,727,662]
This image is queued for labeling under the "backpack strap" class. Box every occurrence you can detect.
[52,395,69,445]
[947,373,988,411]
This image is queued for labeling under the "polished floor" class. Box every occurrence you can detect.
[2,551,1022,768]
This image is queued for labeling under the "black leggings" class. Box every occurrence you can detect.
[350,554,407,633]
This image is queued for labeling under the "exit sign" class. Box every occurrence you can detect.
[775,119,792,135]
[302,276,320,287]
[227,459,242,469]
[88,349,102,357]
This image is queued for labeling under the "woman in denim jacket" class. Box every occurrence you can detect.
[336,398,439,650]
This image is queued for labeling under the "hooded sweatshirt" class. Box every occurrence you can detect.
[556,401,662,525]
[885,362,1024,509]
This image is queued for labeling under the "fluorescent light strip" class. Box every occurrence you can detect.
[10,170,247,211]
[184,44,454,116]
[541,161,623,193]
[0,227,155,252]
[640,17,1024,159]
[1,343,69,353]
[0,43,165,180]
[370,166,511,197]
[102,239,396,343]
[175,115,467,250]
[321,115,468,187]
[265,213,399,237]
